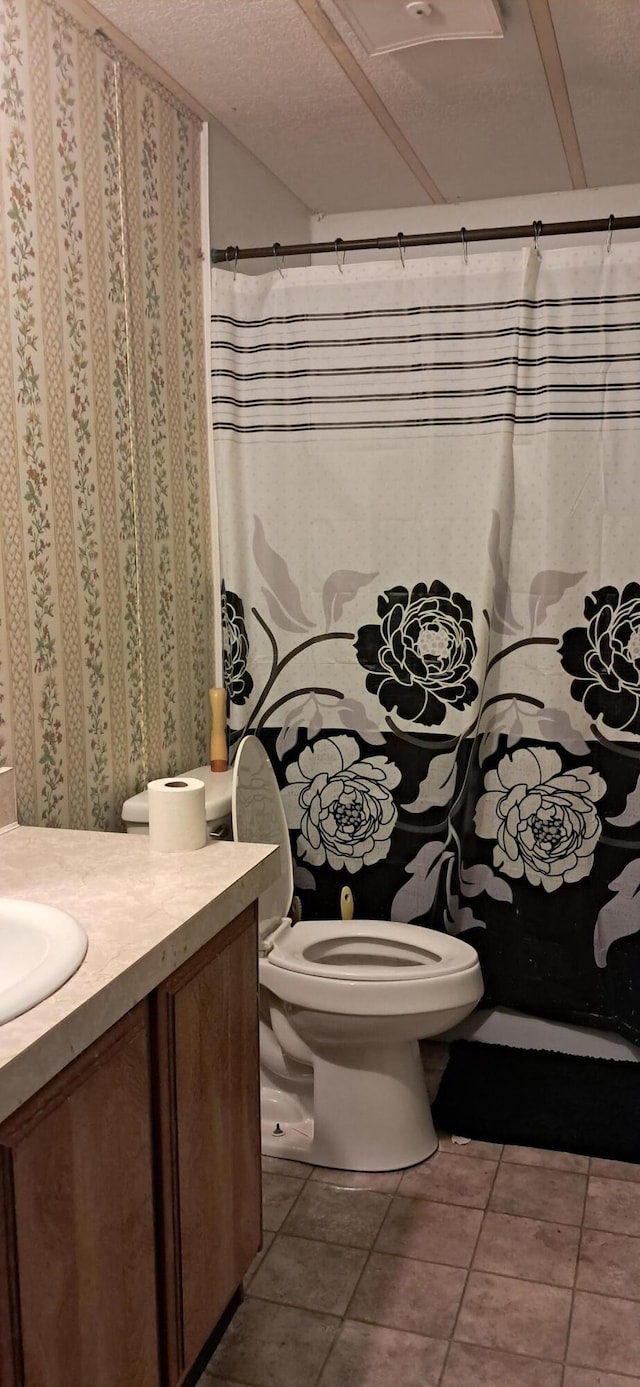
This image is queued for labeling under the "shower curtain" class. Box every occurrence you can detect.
[211,244,640,1044]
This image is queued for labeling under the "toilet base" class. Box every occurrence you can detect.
[310,1037,437,1170]
[260,1038,438,1172]
[261,1110,314,1162]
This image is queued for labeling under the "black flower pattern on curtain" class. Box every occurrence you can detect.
[221,584,253,706]
[560,584,640,734]
[355,581,478,726]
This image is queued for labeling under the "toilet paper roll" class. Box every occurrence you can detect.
[147,776,207,853]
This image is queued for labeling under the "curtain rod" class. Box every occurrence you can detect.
[211,213,640,265]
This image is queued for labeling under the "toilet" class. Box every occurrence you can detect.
[122,743,483,1172]
[232,736,483,1173]
[122,764,233,839]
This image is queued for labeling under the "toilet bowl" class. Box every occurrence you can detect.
[232,736,483,1172]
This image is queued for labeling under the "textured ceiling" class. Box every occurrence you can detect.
[550,0,640,188]
[94,0,429,209]
[322,0,569,201]
[94,0,640,213]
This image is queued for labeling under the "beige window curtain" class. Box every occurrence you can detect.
[0,0,214,829]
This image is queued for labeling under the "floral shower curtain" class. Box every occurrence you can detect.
[212,244,640,1043]
[0,0,214,828]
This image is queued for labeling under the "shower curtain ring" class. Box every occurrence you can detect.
[272,243,285,278]
[606,214,615,254]
[397,232,406,269]
[533,220,543,257]
[460,226,468,265]
[233,245,239,281]
[335,238,345,273]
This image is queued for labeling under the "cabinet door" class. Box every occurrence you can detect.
[0,1003,160,1387]
[154,905,261,1383]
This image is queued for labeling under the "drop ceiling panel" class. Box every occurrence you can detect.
[94,0,429,211]
[321,0,571,201]
[550,0,640,189]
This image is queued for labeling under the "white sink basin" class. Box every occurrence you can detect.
[0,899,88,1025]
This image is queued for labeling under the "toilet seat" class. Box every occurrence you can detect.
[267,918,479,983]
[260,915,481,1016]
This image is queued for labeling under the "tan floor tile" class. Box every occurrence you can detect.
[455,1270,572,1361]
[503,1144,589,1173]
[473,1210,580,1286]
[563,1368,640,1386]
[376,1195,483,1267]
[347,1250,465,1337]
[318,1320,447,1387]
[262,1155,312,1179]
[568,1291,640,1378]
[490,1161,587,1225]
[442,1341,563,1386]
[282,1179,390,1249]
[262,1173,305,1232]
[311,1165,402,1193]
[245,1230,275,1285]
[585,1179,640,1236]
[578,1229,640,1301]
[249,1235,366,1316]
[437,1134,504,1160]
[399,1150,497,1208]
[590,1159,640,1185]
[208,1299,339,1387]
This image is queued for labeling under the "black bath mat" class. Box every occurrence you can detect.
[432,1040,640,1163]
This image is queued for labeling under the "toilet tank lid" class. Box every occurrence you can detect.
[121,766,233,824]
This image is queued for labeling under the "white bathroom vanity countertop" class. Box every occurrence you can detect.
[0,826,278,1124]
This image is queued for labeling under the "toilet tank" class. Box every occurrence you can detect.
[121,765,233,839]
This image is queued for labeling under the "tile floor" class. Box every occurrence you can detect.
[200,1048,640,1387]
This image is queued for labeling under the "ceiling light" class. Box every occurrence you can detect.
[332,0,504,56]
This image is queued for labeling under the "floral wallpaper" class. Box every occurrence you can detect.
[0,0,213,827]
[212,248,640,1044]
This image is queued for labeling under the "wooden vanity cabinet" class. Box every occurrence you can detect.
[154,904,262,1384]
[0,1002,159,1387]
[0,902,261,1387]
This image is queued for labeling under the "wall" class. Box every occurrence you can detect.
[208,173,640,273]
[208,134,640,273]
[311,184,640,261]
[208,118,311,272]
